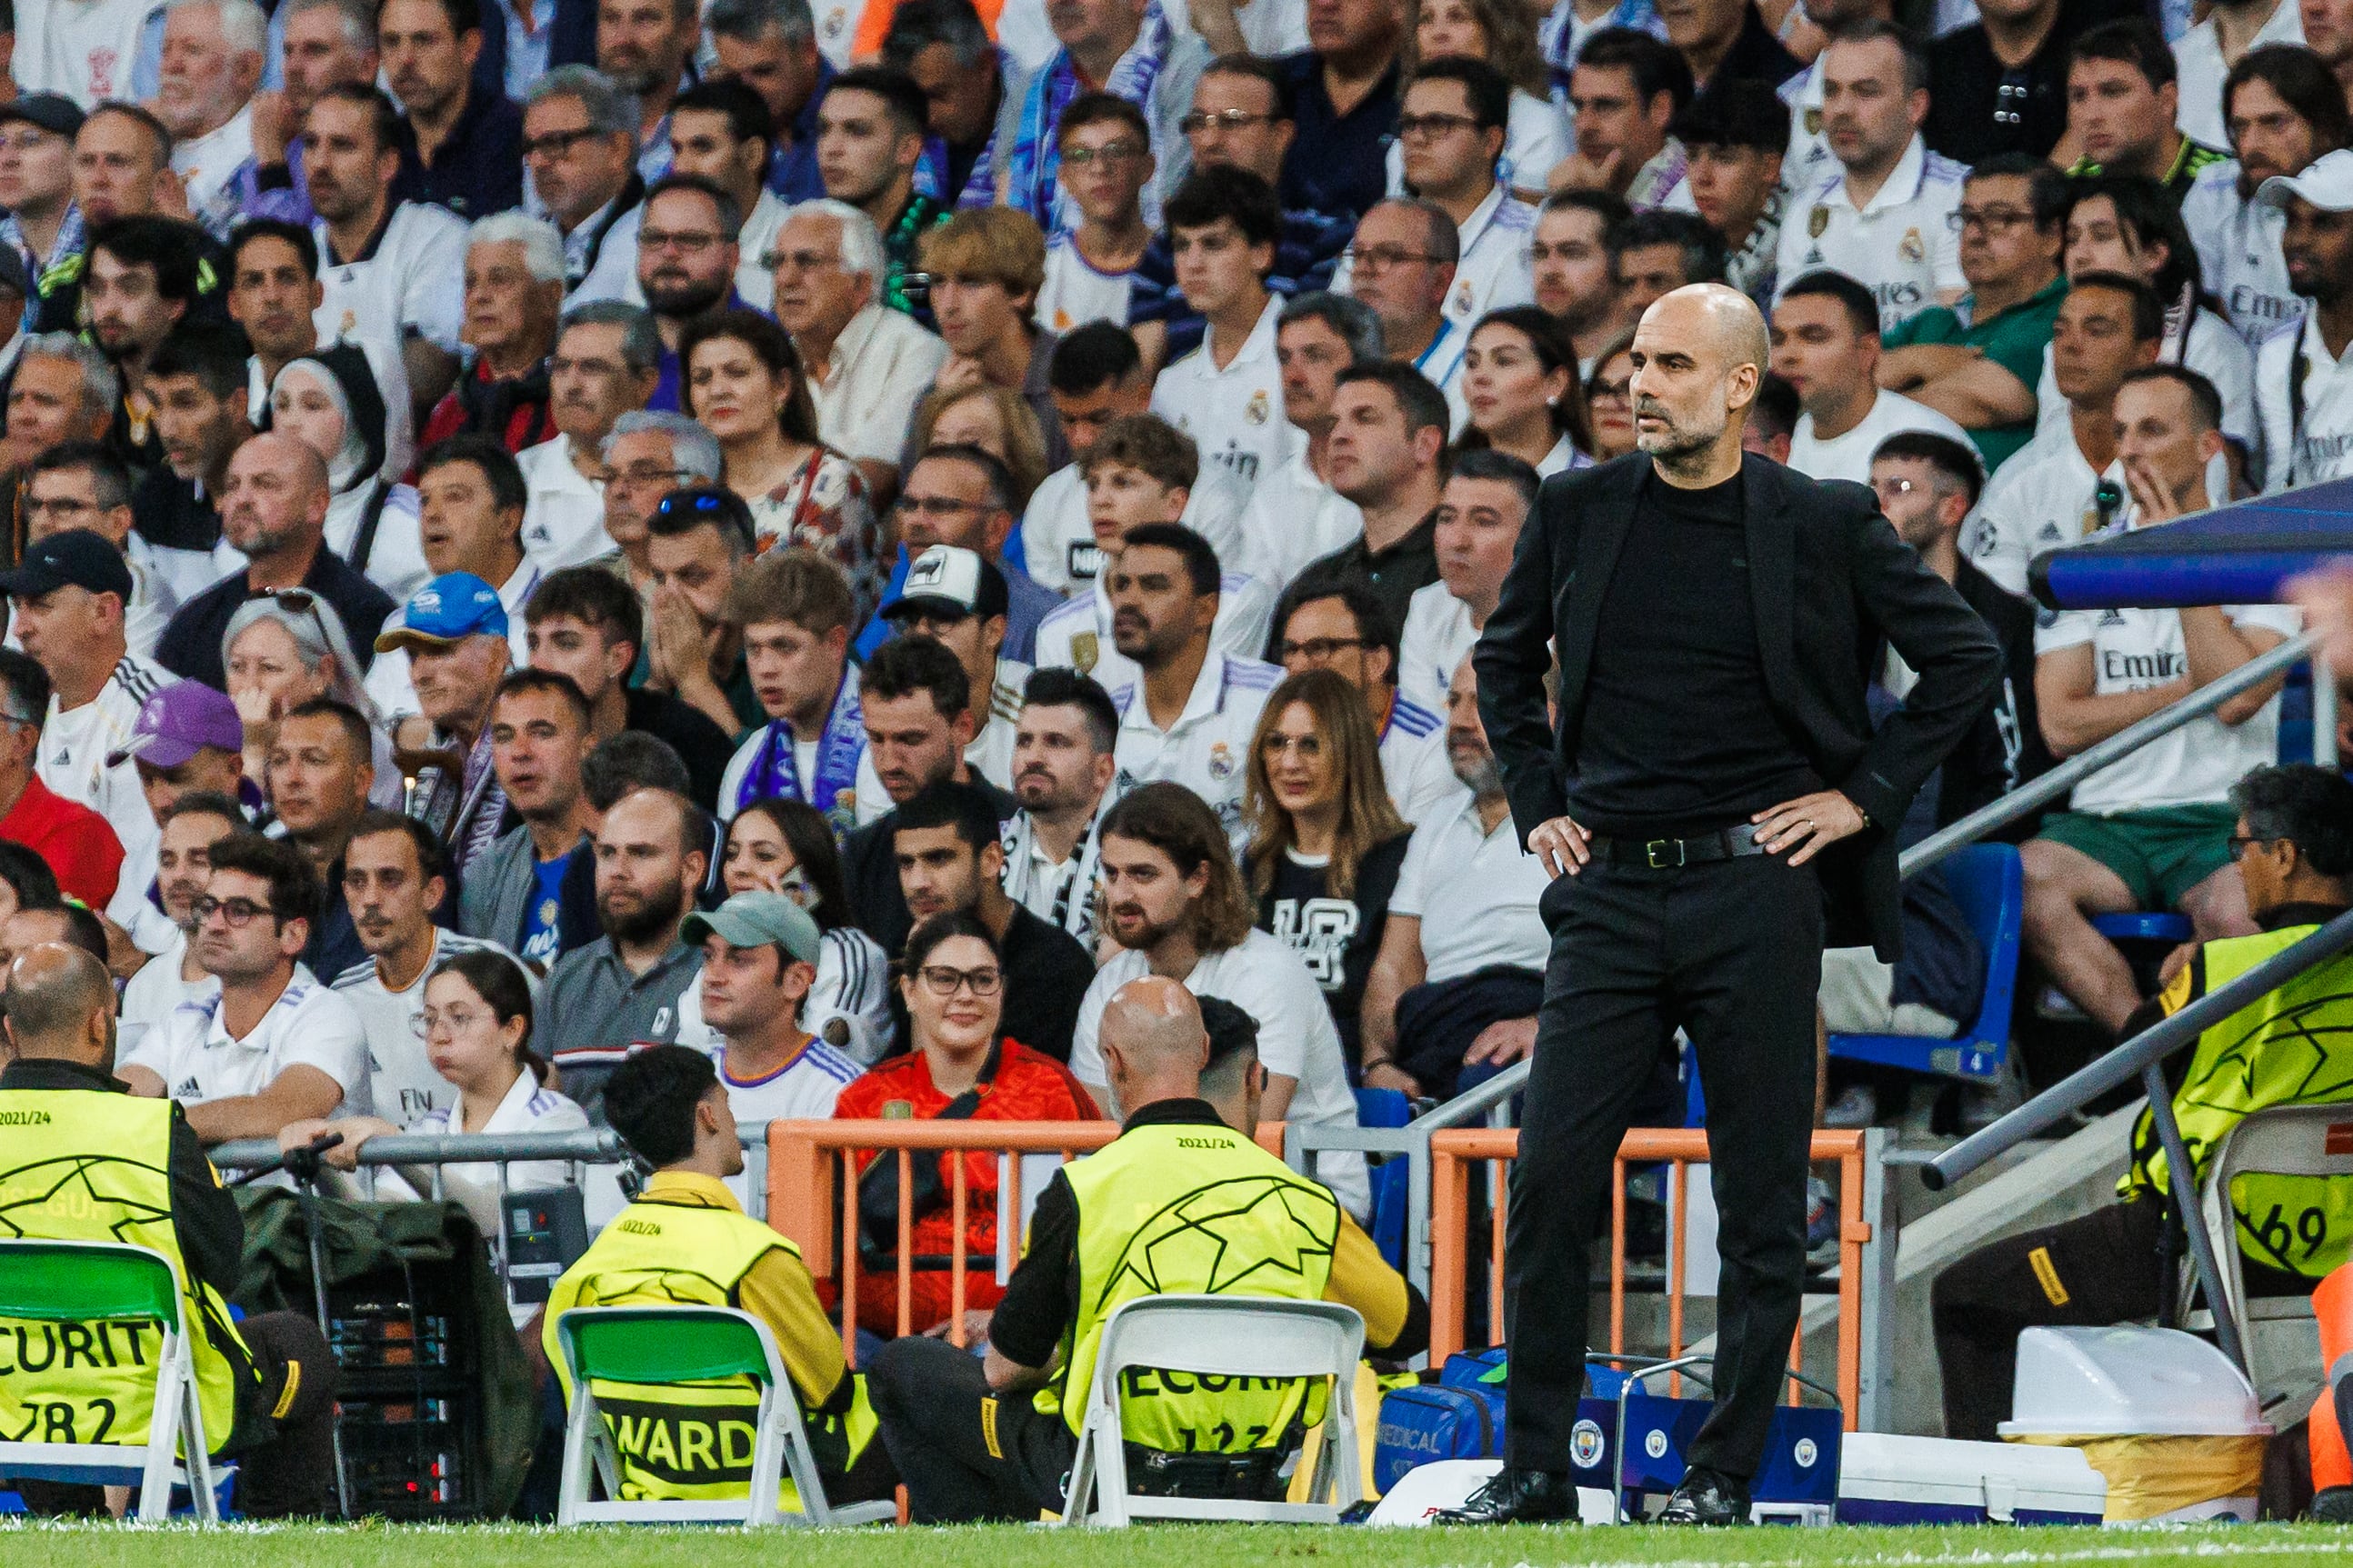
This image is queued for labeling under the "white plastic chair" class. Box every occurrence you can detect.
[1059,1295,1366,1526]
[552,1305,897,1526]
[0,1239,223,1523]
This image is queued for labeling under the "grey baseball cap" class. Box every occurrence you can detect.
[680,891,820,964]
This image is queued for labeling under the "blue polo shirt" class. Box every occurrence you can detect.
[394,87,528,222]
[768,59,835,202]
[1275,52,1400,225]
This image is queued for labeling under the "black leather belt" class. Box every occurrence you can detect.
[1591,823,1772,870]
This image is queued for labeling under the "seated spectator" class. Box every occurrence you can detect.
[24,443,179,659]
[1934,765,2353,1442]
[680,889,864,1138]
[0,844,59,926]
[156,0,269,238]
[840,633,1016,952]
[117,832,370,1144]
[1743,368,1797,464]
[1670,79,1786,307]
[1772,269,1971,486]
[220,590,401,809]
[265,696,377,982]
[866,447,1059,664]
[0,899,113,969]
[516,302,662,570]
[1557,28,1695,211]
[1232,294,1378,594]
[2043,175,2258,458]
[372,573,513,874]
[876,0,1016,210]
[523,564,734,806]
[5,528,174,862]
[2179,45,2338,348]
[328,810,500,1125]
[1243,667,1413,1068]
[1357,654,1549,1100]
[1001,667,1123,945]
[814,67,949,323]
[118,327,248,608]
[679,308,883,620]
[156,433,398,692]
[634,175,750,408]
[546,1044,899,1509]
[2060,18,2228,195]
[1343,198,1467,414]
[832,910,1099,1338]
[0,645,125,908]
[1269,582,1455,824]
[266,345,429,603]
[118,793,248,1056]
[381,0,528,220]
[1661,0,1797,93]
[1397,447,1533,712]
[8,337,126,568]
[597,410,725,593]
[711,797,895,1062]
[2024,365,2299,1036]
[106,684,254,959]
[1070,781,1367,1215]
[643,483,766,735]
[289,947,585,1323]
[869,543,1028,788]
[363,434,536,719]
[1399,0,1567,203]
[1035,95,1156,336]
[664,79,794,313]
[918,206,1068,468]
[1607,208,1727,321]
[458,670,601,967]
[418,212,566,454]
[775,199,951,502]
[1288,362,1449,631]
[714,545,867,828]
[1584,333,1637,459]
[1877,154,2069,473]
[905,382,1053,512]
[524,67,646,305]
[1149,167,1290,494]
[1458,306,1589,476]
[537,785,707,1117]
[1530,193,1633,379]
[894,780,1096,1059]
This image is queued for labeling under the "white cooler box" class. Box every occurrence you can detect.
[1836,1433,2107,1526]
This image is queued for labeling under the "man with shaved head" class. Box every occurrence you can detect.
[865,973,1430,1523]
[1455,282,2003,1526]
[0,943,344,1516]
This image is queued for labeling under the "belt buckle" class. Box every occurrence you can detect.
[1645,838,1684,869]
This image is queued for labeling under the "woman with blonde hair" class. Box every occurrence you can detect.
[1243,669,1415,1072]
[906,384,1051,511]
[679,308,883,620]
[1397,0,1570,199]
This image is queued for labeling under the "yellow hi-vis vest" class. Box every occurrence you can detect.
[2121,923,2353,1278]
[545,1196,878,1505]
[0,1089,254,1454]
[1037,1120,1341,1450]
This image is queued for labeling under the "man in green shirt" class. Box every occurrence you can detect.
[1880,155,2068,472]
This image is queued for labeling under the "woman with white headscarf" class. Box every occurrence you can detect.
[221,591,405,810]
[269,345,430,604]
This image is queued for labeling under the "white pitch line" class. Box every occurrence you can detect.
[1440,1542,2353,1568]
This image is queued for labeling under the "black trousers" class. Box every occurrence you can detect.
[1506,852,1824,1482]
[866,1336,1077,1523]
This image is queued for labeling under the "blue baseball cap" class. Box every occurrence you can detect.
[375,573,508,654]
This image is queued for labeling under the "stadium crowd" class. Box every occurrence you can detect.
[0,0,2346,1519]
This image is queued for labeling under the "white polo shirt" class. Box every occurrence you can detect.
[2031,305,2257,454]
[1416,316,1473,434]
[735,189,793,314]
[2173,0,2302,150]
[516,434,614,571]
[1775,135,1967,331]
[1020,459,1254,593]
[2183,162,2301,347]
[847,657,1028,823]
[710,1033,865,1124]
[121,965,372,1117]
[1235,431,1363,594]
[1964,423,2115,596]
[2036,599,2302,813]
[806,305,953,466]
[2257,311,2353,490]
[1787,388,1974,486]
[1150,294,1287,493]
[313,201,471,355]
[18,0,162,104]
[118,930,204,1062]
[1108,650,1282,838]
[1444,186,1537,328]
[1390,785,1552,982]
[38,652,170,858]
[331,928,507,1128]
[1033,570,1277,694]
[1378,692,1458,825]
[1780,57,1833,202]
[1068,928,1368,1218]
[1397,580,1477,713]
[1037,233,1137,335]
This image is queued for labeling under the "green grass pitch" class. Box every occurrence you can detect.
[4,1522,2353,1566]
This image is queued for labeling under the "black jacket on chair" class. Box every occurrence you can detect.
[1473,452,2004,962]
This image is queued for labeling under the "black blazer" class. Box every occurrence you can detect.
[1474,452,2003,960]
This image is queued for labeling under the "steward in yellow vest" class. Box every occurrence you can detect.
[866,975,1429,1523]
[1931,764,2353,1443]
[0,944,340,1516]
[542,1044,896,1509]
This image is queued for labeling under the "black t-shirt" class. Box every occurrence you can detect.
[1569,471,1818,835]
[995,903,1098,1063]
[1924,0,2138,164]
[624,686,735,813]
[1256,833,1412,1067]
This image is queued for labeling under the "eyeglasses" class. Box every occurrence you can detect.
[640,228,726,255]
[413,1005,486,1038]
[1345,245,1440,275]
[522,125,602,158]
[917,964,1002,997]
[605,464,694,493]
[195,895,273,927]
[1949,206,2038,234]
[1397,112,1481,140]
[2227,834,2281,863]
[1261,731,1324,755]
[1060,140,1146,166]
[22,495,99,521]
[1276,636,1365,662]
[1179,108,1277,135]
[893,494,991,520]
[761,247,842,273]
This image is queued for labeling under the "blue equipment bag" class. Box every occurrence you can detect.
[1374,1383,1504,1493]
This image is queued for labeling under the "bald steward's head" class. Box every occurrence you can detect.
[1630,284,1768,480]
[1097,976,1210,1117]
[2,944,118,1069]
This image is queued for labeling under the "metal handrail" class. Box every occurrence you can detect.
[1902,631,2316,879]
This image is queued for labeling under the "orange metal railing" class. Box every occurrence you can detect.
[1426,1127,1869,1430]
[766,1119,1286,1361]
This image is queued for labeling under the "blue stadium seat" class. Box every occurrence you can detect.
[2092,912,2194,944]
[1827,844,2024,1083]
[1354,1087,1413,1269]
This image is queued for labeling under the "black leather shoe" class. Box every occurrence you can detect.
[1657,1465,1749,1525]
[1434,1467,1577,1524]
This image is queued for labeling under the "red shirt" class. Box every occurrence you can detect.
[0,774,124,909]
[830,1040,1099,1333]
